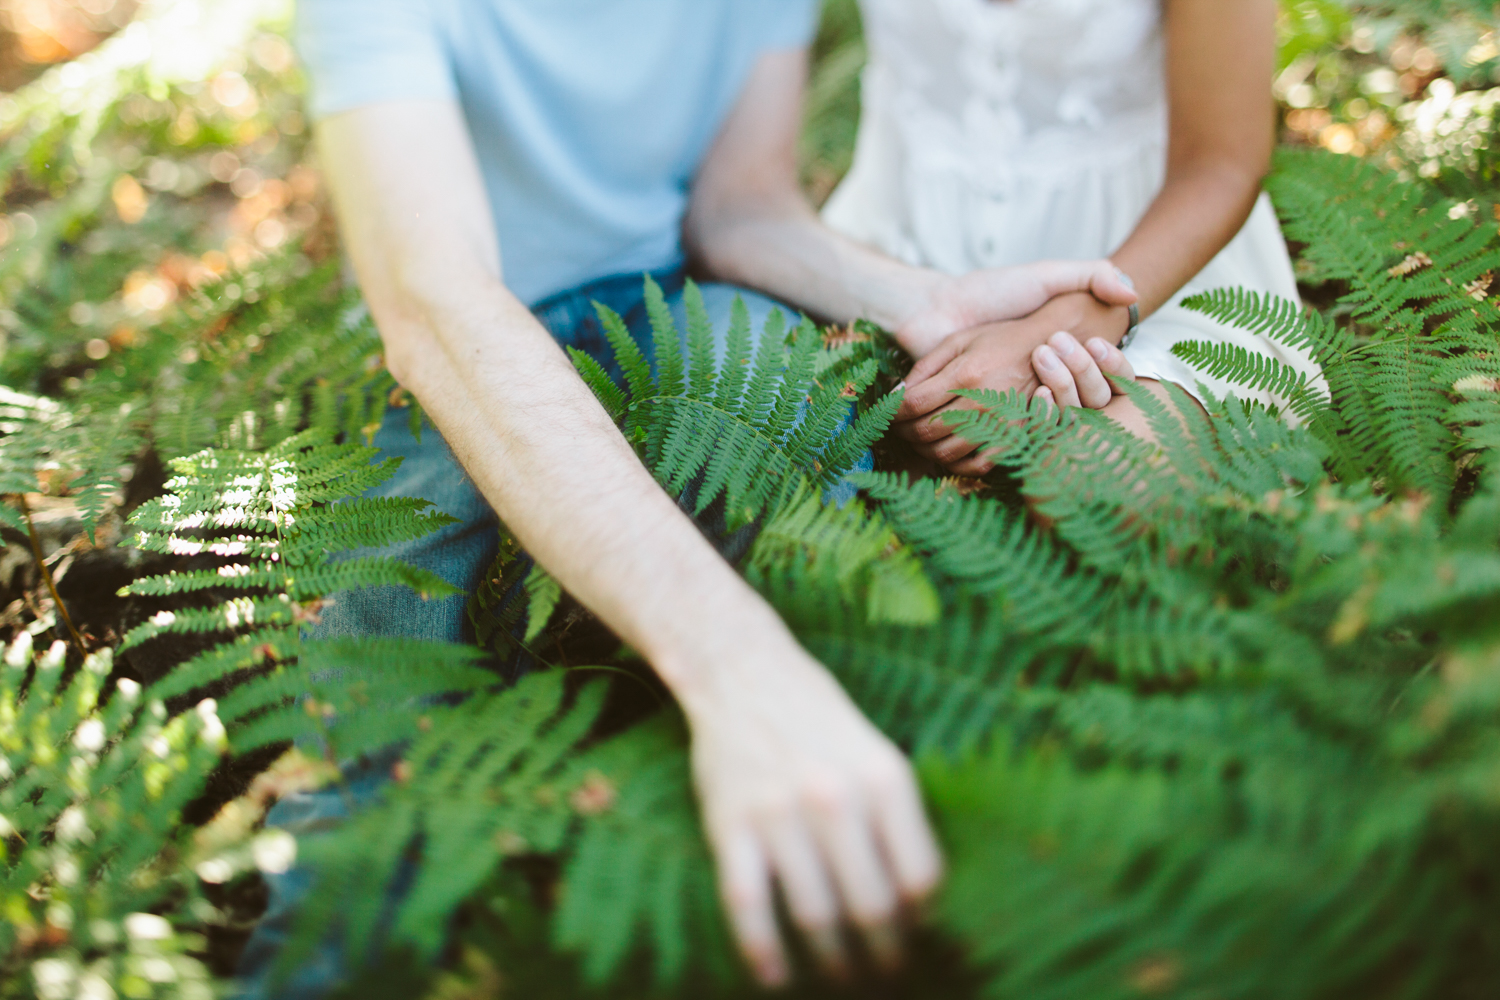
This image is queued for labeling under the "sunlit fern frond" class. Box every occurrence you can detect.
[0,635,223,993]
[574,277,901,528]
[118,431,493,762]
[1267,146,1500,337]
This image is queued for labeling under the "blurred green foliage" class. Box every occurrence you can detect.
[2,2,1500,999]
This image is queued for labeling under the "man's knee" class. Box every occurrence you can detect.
[316,403,498,644]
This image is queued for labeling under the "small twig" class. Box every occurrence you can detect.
[18,494,88,655]
[557,664,669,710]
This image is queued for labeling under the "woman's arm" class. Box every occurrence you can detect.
[895,0,1278,468]
[686,50,1136,360]
[316,100,941,986]
[1114,0,1277,316]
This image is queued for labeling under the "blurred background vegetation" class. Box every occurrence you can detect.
[3,0,1500,992]
[5,0,1500,413]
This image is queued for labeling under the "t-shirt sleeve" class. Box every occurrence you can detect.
[294,0,457,120]
[755,0,822,51]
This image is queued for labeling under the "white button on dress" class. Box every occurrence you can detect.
[822,0,1325,414]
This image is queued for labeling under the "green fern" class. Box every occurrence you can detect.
[576,277,900,527]
[1178,148,1500,507]
[554,715,737,988]
[118,431,491,762]
[0,635,222,998]
[18,64,1500,1000]
[151,150,1500,999]
[273,672,608,979]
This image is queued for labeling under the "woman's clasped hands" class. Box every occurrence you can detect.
[893,263,1142,477]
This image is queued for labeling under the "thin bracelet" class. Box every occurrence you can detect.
[1113,267,1142,350]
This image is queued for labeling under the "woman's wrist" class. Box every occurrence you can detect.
[1038,291,1132,347]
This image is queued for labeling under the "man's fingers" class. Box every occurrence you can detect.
[897,351,967,421]
[716,827,789,987]
[1029,259,1139,308]
[1088,261,1139,307]
[895,396,965,445]
[806,786,901,970]
[763,813,849,979]
[1032,344,1082,409]
[1049,332,1112,409]
[1086,337,1136,381]
[1034,385,1056,413]
[869,764,944,907]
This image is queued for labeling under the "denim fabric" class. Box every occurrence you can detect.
[309,269,805,646]
[234,272,869,999]
[230,747,402,1000]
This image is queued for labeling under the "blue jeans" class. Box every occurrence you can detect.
[234,271,865,998]
[309,269,828,646]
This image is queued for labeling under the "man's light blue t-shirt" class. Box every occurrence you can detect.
[295,0,819,306]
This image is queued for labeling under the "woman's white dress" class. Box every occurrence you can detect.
[822,0,1321,409]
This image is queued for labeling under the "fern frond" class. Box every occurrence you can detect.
[1180,287,1355,366]
[582,281,897,527]
[1181,281,1463,504]
[219,636,496,757]
[0,637,224,985]
[118,432,489,770]
[1171,338,1326,417]
[522,564,563,645]
[594,300,655,403]
[278,673,606,974]
[567,346,628,422]
[746,481,939,626]
[554,714,737,988]
[856,471,1105,626]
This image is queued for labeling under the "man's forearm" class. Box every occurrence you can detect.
[384,275,795,688]
[316,101,943,978]
[686,190,943,352]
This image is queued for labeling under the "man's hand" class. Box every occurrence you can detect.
[893,292,1134,475]
[896,260,1138,360]
[676,637,942,987]
[317,99,944,986]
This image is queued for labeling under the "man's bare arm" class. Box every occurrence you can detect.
[684,50,1136,359]
[315,100,941,985]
